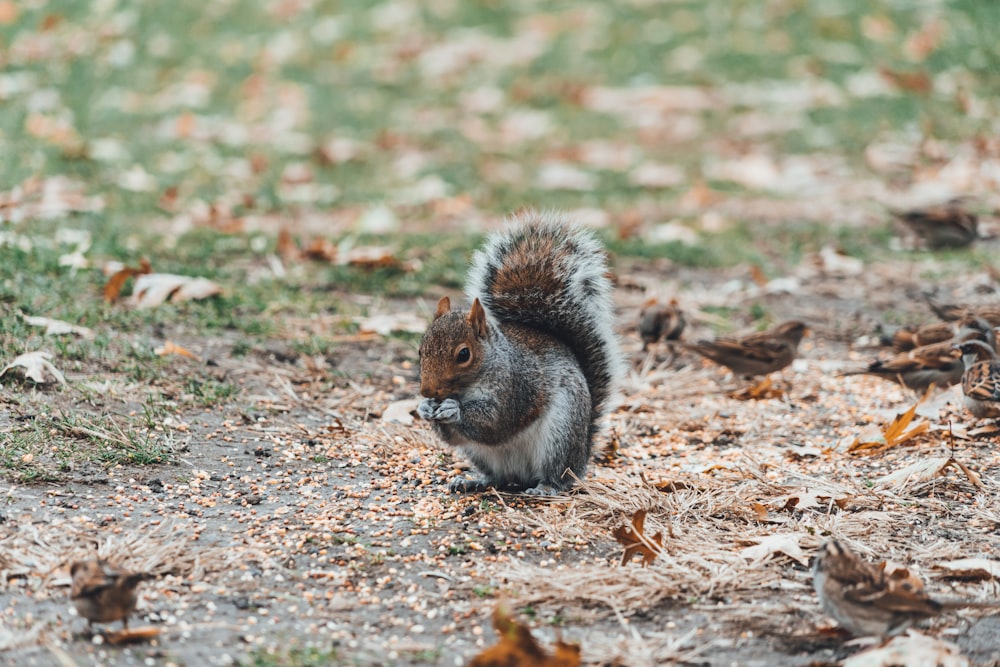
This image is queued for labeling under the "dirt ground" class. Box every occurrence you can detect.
[2,250,1000,667]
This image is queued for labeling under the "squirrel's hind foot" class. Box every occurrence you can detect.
[523,483,562,497]
[448,476,492,493]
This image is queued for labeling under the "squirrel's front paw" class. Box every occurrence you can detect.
[431,398,461,423]
[417,398,440,421]
[417,397,460,423]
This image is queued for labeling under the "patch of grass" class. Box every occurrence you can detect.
[183,376,238,406]
[53,413,175,466]
[472,585,496,599]
[240,647,341,667]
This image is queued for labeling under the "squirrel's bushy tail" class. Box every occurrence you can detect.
[467,211,624,423]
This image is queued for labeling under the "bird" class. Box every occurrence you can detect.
[886,316,997,353]
[70,559,155,631]
[637,298,685,351]
[683,320,808,377]
[843,320,995,392]
[813,539,943,637]
[813,539,998,637]
[925,297,1000,328]
[892,198,979,249]
[954,339,1000,419]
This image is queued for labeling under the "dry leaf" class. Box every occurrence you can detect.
[652,479,701,493]
[276,228,299,261]
[875,456,983,490]
[155,341,200,360]
[612,509,664,567]
[104,626,162,645]
[22,315,94,339]
[933,558,1000,582]
[130,273,222,308]
[729,376,786,401]
[302,237,337,262]
[1,351,66,385]
[842,632,967,667]
[878,67,933,95]
[383,398,419,425]
[738,533,808,566]
[356,312,427,336]
[750,502,771,522]
[849,397,930,454]
[103,259,152,302]
[467,605,581,667]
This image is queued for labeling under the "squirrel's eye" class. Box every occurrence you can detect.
[456,347,471,363]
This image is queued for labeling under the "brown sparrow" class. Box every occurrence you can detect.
[842,321,995,392]
[813,539,942,637]
[926,297,1000,328]
[70,560,155,630]
[683,321,808,377]
[638,298,685,351]
[892,198,978,249]
[887,316,996,353]
[955,339,1000,419]
[813,539,999,637]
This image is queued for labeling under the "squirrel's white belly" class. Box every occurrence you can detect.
[460,391,572,481]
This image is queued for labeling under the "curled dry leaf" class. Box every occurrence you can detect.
[738,533,808,566]
[933,558,1000,582]
[130,273,222,308]
[652,479,701,493]
[875,456,983,490]
[467,604,581,667]
[302,237,338,262]
[22,315,94,339]
[154,340,200,360]
[1,350,66,385]
[849,398,929,454]
[105,626,162,646]
[612,509,664,567]
[103,259,152,302]
[841,632,967,667]
[729,376,786,401]
[342,245,417,271]
[382,398,419,425]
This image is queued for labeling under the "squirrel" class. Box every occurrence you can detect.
[417,211,624,496]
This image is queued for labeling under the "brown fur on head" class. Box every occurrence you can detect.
[419,297,488,400]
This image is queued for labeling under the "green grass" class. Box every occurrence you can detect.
[240,647,342,667]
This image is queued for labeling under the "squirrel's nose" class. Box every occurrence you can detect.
[419,380,445,400]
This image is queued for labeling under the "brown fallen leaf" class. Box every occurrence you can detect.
[612,509,664,567]
[103,259,152,302]
[301,236,337,262]
[879,66,932,95]
[933,558,1000,582]
[652,479,700,493]
[276,228,299,262]
[154,340,200,360]
[467,605,581,667]
[104,626,162,645]
[750,502,771,522]
[729,376,786,401]
[849,395,930,454]
[342,245,404,270]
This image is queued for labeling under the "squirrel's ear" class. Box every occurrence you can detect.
[468,298,488,337]
[434,296,451,321]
